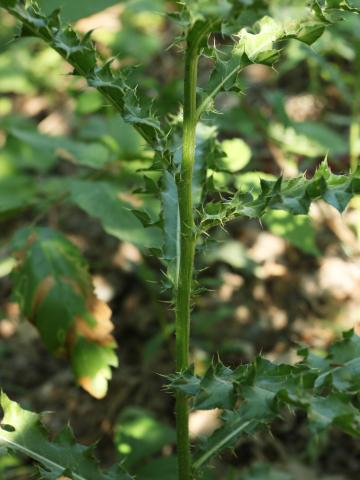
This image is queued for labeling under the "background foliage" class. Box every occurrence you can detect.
[2,1,360,479]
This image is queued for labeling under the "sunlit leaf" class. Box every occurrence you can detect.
[37,0,123,22]
[114,407,175,468]
[263,210,320,256]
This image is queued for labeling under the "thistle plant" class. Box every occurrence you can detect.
[1,1,360,479]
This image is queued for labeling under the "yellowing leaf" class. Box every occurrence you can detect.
[11,227,118,398]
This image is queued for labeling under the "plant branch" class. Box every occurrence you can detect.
[2,1,161,149]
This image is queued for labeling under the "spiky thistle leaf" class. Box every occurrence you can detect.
[192,1,360,116]
[0,0,164,150]
[168,330,360,470]
[200,161,360,232]
[160,122,218,287]
[0,392,133,480]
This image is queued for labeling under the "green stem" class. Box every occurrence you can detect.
[175,21,212,480]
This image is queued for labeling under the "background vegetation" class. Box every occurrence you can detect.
[1,1,360,479]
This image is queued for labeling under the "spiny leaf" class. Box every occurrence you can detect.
[0,392,133,480]
[11,227,118,399]
[193,363,236,410]
[160,122,220,287]
[168,330,360,469]
[195,1,359,116]
[200,161,360,232]
[0,0,164,150]
[161,170,180,287]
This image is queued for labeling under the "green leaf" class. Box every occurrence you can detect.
[68,179,163,250]
[193,363,236,410]
[169,331,360,469]
[161,170,180,286]
[315,331,360,392]
[0,176,37,218]
[0,392,133,480]
[201,161,360,232]
[308,394,360,434]
[263,210,320,256]
[135,456,178,480]
[11,227,118,398]
[114,407,176,468]
[181,0,233,25]
[269,122,348,157]
[37,0,124,22]
[7,127,113,170]
[220,138,252,173]
[160,122,221,285]
[196,1,360,116]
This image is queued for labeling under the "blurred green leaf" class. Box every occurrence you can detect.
[221,138,252,172]
[239,463,293,480]
[0,257,16,278]
[7,127,113,169]
[68,179,163,250]
[114,407,176,468]
[0,43,64,94]
[204,240,256,272]
[75,90,104,114]
[111,0,165,63]
[263,210,320,256]
[37,0,124,22]
[0,176,37,218]
[136,456,178,480]
[78,116,147,160]
[269,122,347,157]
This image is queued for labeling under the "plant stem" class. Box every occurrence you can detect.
[175,21,212,480]
[175,36,198,480]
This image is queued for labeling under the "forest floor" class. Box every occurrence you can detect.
[2,202,360,479]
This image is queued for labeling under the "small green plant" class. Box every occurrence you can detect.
[1,1,360,479]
